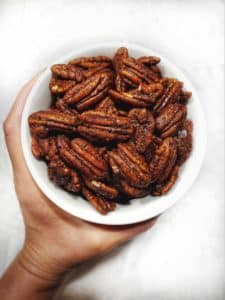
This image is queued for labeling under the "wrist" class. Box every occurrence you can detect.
[18,240,67,286]
[0,255,58,300]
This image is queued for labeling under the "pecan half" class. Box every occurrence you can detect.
[82,186,116,215]
[113,47,129,70]
[51,64,84,82]
[144,135,162,163]
[150,65,162,79]
[137,56,162,81]
[179,90,192,105]
[58,136,108,180]
[49,78,75,94]
[83,65,113,79]
[108,143,151,188]
[137,56,161,66]
[31,136,48,159]
[129,107,155,126]
[31,136,58,161]
[175,119,193,165]
[153,78,183,114]
[119,180,148,198]
[55,99,79,115]
[151,165,179,196]
[149,137,177,183]
[113,47,129,92]
[48,158,81,193]
[120,57,159,85]
[69,56,112,68]
[109,82,163,108]
[77,110,133,142]
[155,103,187,138]
[63,72,113,111]
[28,110,78,137]
[129,108,155,153]
[83,178,118,200]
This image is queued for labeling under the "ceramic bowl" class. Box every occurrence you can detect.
[21,42,206,225]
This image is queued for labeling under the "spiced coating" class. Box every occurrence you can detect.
[77,110,133,142]
[155,103,187,138]
[175,119,193,165]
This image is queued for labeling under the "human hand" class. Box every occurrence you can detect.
[1,72,157,299]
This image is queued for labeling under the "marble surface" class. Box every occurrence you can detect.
[0,0,224,299]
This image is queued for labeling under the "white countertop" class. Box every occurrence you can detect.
[0,0,224,299]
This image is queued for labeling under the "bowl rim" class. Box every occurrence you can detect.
[21,41,207,225]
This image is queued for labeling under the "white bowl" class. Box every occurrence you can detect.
[21,42,206,225]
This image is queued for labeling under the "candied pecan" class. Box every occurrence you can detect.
[144,136,162,163]
[119,180,148,198]
[83,65,112,78]
[63,72,113,111]
[55,99,79,115]
[83,178,118,200]
[151,165,179,196]
[149,137,177,183]
[49,78,75,94]
[58,136,108,180]
[149,65,162,80]
[113,47,129,92]
[28,110,78,137]
[31,136,46,159]
[115,75,127,92]
[69,56,112,68]
[153,78,183,114]
[122,77,137,89]
[54,98,68,111]
[51,64,84,82]
[81,186,116,215]
[113,47,128,70]
[179,90,192,105]
[175,119,193,165]
[128,107,154,125]
[109,82,163,108]
[77,110,133,142]
[120,57,160,86]
[137,56,161,66]
[137,56,162,81]
[108,143,151,188]
[120,58,148,85]
[155,103,187,138]
[32,136,58,161]
[129,108,155,153]
[48,158,81,193]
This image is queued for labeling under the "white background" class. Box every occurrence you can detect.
[0,0,224,299]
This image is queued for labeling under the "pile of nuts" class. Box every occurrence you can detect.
[28,47,193,214]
